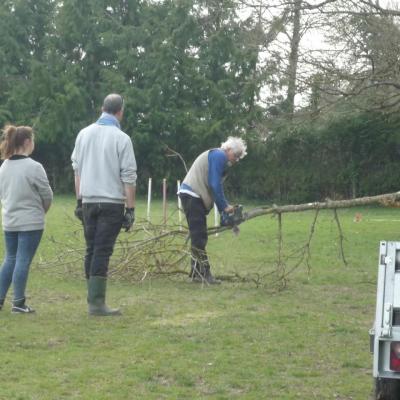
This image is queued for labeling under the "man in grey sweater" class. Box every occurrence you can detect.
[71,94,137,316]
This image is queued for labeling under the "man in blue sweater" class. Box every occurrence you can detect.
[178,137,247,284]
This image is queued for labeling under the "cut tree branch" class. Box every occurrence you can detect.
[243,191,400,222]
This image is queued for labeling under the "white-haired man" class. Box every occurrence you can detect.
[178,137,247,284]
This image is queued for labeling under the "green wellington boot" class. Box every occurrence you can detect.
[87,276,121,316]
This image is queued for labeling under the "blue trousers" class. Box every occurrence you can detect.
[0,230,43,303]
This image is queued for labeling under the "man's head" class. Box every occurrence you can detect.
[221,136,247,165]
[102,94,124,121]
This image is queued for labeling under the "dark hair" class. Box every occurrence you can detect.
[102,94,124,115]
[0,125,33,160]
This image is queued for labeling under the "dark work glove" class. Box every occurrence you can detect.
[122,207,135,232]
[74,199,83,222]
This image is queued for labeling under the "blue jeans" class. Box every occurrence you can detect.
[0,230,43,302]
[83,203,124,279]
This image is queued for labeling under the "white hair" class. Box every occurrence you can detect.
[220,136,247,159]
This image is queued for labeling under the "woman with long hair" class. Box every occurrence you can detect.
[0,125,53,313]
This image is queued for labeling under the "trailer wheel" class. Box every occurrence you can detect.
[375,378,400,400]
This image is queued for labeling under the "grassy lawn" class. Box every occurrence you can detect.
[0,196,398,399]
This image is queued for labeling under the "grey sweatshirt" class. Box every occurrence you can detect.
[71,122,137,204]
[0,157,53,231]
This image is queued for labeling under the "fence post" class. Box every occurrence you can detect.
[177,180,182,231]
[214,204,219,236]
[147,177,152,222]
[163,178,167,226]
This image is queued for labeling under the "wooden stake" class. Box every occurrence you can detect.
[177,180,182,231]
[163,178,167,226]
[147,178,152,222]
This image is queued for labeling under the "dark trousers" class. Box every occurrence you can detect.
[83,203,124,279]
[179,194,210,275]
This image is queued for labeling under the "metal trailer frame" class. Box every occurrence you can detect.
[371,241,400,379]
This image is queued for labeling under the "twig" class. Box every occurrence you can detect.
[333,208,348,266]
[164,145,188,173]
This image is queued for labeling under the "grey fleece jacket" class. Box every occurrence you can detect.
[71,123,137,204]
[0,157,53,231]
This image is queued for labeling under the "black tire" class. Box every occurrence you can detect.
[375,378,400,400]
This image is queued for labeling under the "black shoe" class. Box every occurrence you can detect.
[189,272,221,285]
[0,299,4,311]
[205,274,221,285]
[12,304,35,314]
[189,275,204,283]
[204,269,221,285]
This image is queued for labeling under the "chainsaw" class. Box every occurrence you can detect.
[220,204,245,227]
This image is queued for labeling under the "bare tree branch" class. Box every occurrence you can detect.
[333,208,348,266]
[164,145,188,173]
[244,191,400,221]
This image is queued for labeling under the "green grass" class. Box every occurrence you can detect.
[1,196,398,399]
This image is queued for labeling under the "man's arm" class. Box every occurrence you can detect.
[74,174,81,199]
[120,136,137,197]
[122,184,136,232]
[119,135,137,232]
[73,174,84,221]
[208,150,230,212]
[124,183,136,208]
[71,139,84,221]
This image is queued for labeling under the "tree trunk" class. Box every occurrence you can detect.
[285,0,302,116]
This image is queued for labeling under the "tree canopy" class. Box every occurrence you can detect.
[1,0,400,201]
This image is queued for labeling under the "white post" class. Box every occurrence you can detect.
[147,178,152,222]
[177,180,182,231]
[163,178,167,226]
[214,203,219,236]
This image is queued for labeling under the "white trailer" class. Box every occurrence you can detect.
[371,241,400,399]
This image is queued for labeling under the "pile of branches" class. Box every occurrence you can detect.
[37,191,400,288]
[38,221,190,281]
